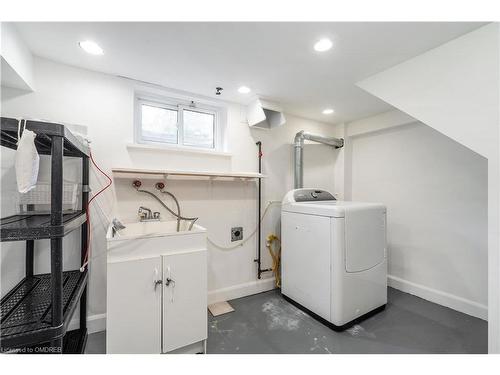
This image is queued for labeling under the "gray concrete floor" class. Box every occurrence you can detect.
[85,331,106,354]
[85,287,487,354]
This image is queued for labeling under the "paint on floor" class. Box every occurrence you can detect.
[261,298,306,331]
[346,324,376,339]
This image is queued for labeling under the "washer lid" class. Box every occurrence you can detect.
[281,200,385,218]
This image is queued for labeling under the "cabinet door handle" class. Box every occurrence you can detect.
[165,266,175,302]
[166,277,175,302]
[153,267,162,291]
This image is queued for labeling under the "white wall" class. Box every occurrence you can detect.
[357,23,498,160]
[345,111,488,319]
[357,23,499,352]
[0,57,342,331]
[0,23,34,91]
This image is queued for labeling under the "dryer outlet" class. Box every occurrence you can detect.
[231,227,243,242]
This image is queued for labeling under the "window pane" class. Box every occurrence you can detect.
[141,104,178,144]
[183,110,215,149]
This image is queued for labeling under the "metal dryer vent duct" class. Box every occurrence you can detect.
[294,131,344,189]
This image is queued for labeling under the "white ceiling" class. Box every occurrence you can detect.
[14,22,485,124]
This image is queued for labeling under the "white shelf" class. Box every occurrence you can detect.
[112,167,265,180]
[126,143,232,157]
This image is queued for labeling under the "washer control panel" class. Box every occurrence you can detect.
[293,189,336,202]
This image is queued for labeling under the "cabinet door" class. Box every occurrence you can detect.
[162,250,207,353]
[107,257,162,354]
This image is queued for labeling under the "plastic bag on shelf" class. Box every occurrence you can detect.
[15,119,40,193]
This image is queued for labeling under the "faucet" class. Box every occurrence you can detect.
[111,218,126,237]
[138,206,160,222]
[132,180,198,231]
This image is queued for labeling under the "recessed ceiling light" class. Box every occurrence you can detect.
[238,86,251,94]
[322,108,334,115]
[79,40,104,55]
[314,38,333,52]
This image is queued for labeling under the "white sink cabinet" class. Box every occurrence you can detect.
[106,221,207,354]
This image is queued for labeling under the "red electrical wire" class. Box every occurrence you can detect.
[80,150,112,271]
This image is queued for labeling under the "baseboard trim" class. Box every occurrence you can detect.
[208,277,276,305]
[388,275,488,321]
[68,313,106,334]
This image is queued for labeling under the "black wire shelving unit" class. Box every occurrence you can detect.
[0,117,90,354]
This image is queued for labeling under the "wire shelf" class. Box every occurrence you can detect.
[0,270,88,350]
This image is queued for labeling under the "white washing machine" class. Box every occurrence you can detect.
[281,188,387,330]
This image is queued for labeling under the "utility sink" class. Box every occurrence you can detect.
[106,218,208,354]
[106,220,207,263]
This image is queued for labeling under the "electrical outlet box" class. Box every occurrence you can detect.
[231,227,243,242]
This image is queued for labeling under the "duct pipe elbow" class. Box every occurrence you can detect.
[293,130,343,190]
[294,131,305,148]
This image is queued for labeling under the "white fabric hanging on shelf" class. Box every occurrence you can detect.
[15,119,40,193]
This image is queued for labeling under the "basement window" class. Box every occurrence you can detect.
[135,94,225,151]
